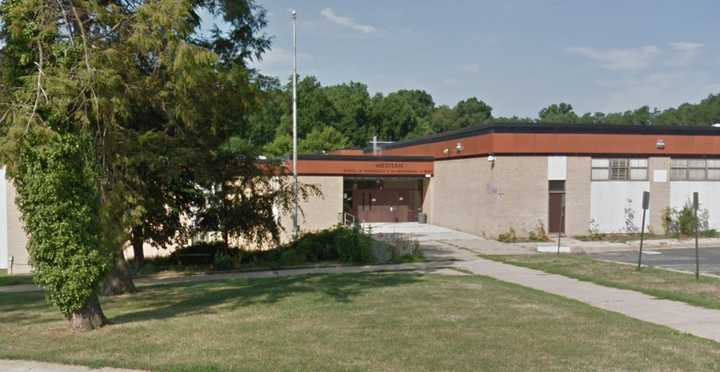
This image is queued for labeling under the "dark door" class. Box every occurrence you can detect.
[548,181,565,234]
[352,187,417,223]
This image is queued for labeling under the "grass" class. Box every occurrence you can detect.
[0,269,33,287]
[487,254,720,310]
[573,232,671,242]
[2,273,720,371]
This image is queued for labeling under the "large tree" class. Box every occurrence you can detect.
[0,0,270,329]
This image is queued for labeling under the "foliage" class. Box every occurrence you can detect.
[13,133,113,316]
[212,251,236,271]
[0,0,275,318]
[300,126,350,154]
[497,228,518,243]
[375,233,423,263]
[582,219,607,241]
[192,140,321,247]
[527,222,550,242]
[663,201,710,237]
[334,224,373,264]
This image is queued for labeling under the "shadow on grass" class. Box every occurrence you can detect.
[106,272,424,325]
[0,272,426,327]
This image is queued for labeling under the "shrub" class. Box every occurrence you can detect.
[527,222,550,242]
[497,228,518,243]
[278,249,307,266]
[213,251,235,271]
[663,200,710,237]
[171,241,228,265]
[334,225,373,264]
[385,235,423,263]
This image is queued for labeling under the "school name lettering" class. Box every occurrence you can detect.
[375,163,404,169]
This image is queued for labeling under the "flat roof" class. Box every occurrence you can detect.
[381,123,720,151]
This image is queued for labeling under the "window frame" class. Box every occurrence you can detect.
[671,158,720,181]
[591,157,649,182]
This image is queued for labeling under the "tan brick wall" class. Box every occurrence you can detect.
[280,175,343,242]
[422,178,433,223]
[6,181,30,274]
[430,156,548,238]
[649,157,671,234]
[565,157,592,236]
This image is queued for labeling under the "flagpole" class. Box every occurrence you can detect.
[291,10,299,239]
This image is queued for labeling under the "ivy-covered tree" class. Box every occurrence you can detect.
[14,133,114,331]
[0,0,271,328]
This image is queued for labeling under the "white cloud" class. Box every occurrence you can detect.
[320,8,376,34]
[596,72,713,113]
[567,46,660,71]
[458,64,481,74]
[670,41,704,52]
[668,41,704,67]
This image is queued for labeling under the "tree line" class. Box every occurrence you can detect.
[2,0,720,332]
[245,76,720,156]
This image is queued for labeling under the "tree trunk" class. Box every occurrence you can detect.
[69,294,107,331]
[101,253,137,296]
[131,233,145,266]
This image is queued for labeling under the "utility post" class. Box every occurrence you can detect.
[637,191,650,269]
[291,10,299,240]
[694,192,700,280]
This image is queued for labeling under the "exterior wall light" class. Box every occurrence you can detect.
[443,148,450,155]
[656,139,665,149]
[456,142,464,153]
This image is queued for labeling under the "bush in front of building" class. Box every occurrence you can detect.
[663,201,712,237]
[497,228,519,243]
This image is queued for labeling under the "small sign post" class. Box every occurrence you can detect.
[637,191,650,270]
[694,192,700,280]
[556,197,565,255]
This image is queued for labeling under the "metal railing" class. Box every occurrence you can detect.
[338,211,357,227]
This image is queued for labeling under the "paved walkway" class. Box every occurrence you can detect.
[0,261,462,294]
[0,360,141,372]
[371,223,720,343]
[456,257,720,342]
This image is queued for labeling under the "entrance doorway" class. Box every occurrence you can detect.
[345,178,423,223]
[548,180,565,234]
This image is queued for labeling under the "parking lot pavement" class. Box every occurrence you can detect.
[593,247,720,275]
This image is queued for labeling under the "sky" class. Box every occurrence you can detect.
[235,1,720,118]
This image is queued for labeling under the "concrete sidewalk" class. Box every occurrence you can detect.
[456,257,720,343]
[0,261,462,294]
[0,360,141,372]
[517,236,720,254]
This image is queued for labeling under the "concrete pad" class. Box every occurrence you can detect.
[536,246,571,253]
[0,360,142,372]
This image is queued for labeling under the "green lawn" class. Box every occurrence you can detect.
[487,254,720,310]
[2,273,720,371]
[0,269,33,287]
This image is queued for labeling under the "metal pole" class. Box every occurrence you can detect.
[291,10,299,240]
[694,192,700,280]
[557,198,564,255]
[638,207,646,269]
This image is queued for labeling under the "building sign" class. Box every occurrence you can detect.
[295,160,433,176]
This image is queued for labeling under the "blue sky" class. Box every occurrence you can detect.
[238,1,720,118]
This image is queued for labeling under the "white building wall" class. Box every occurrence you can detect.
[670,182,720,229]
[547,156,567,180]
[591,182,650,233]
[0,168,7,269]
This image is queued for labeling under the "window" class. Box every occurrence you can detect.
[671,159,720,181]
[591,158,648,181]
